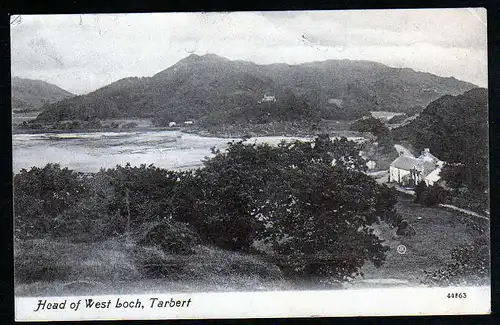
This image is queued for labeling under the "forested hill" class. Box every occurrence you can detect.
[392,88,488,193]
[392,88,488,161]
[35,53,476,125]
[12,77,74,112]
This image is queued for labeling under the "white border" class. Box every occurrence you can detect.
[16,286,491,321]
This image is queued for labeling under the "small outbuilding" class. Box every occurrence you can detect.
[366,160,377,170]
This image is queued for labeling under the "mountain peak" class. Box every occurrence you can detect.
[154,53,231,79]
[184,53,201,60]
[182,53,229,62]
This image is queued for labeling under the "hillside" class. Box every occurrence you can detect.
[392,88,488,161]
[12,77,74,112]
[392,88,488,195]
[36,54,476,125]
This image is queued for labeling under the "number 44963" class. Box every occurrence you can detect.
[447,293,467,299]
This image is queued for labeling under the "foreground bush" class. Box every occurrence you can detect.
[414,181,450,207]
[14,164,88,240]
[135,220,199,255]
[14,163,190,242]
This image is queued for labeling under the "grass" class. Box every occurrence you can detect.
[14,239,142,284]
[353,195,481,287]
[14,239,290,297]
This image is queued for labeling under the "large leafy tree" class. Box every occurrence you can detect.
[260,163,389,282]
[187,136,392,282]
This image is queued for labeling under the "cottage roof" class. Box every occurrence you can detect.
[390,156,437,176]
[418,151,441,164]
[390,156,421,170]
[425,167,441,182]
[421,162,439,177]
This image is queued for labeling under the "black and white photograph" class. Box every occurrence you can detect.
[11,9,490,320]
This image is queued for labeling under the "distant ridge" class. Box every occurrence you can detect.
[35,53,476,125]
[12,77,74,112]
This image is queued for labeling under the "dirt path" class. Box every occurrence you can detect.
[438,204,489,221]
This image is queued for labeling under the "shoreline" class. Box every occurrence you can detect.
[13,121,364,139]
[12,126,175,135]
[13,127,364,140]
[181,128,363,139]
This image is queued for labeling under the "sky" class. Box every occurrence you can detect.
[11,9,487,95]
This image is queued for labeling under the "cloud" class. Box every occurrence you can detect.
[11,9,487,94]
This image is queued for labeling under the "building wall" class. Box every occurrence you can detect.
[389,166,427,186]
[389,166,411,184]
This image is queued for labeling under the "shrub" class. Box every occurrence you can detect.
[414,182,449,207]
[136,220,199,255]
[85,119,103,129]
[14,164,89,240]
[98,164,184,225]
[177,137,392,283]
[13,163,190,241]
[68,120,81,129]
[193,246,284,281]
[423,184,449,207]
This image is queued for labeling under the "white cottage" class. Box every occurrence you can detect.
[389,148,443,187]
